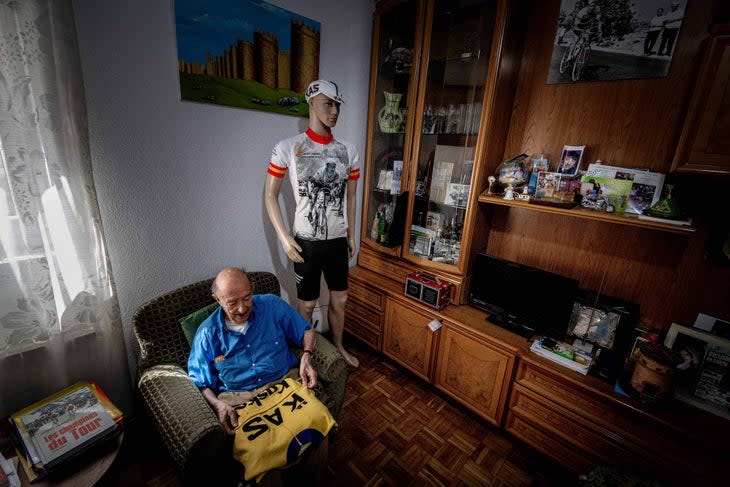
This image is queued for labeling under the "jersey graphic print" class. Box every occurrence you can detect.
[295,137,349,240]
[268,130,359,241]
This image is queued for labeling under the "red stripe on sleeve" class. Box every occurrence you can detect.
[267,162,287,178]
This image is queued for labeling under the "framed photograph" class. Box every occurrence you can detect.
[444,183,470,208]
[534,172,561,199]
[425,211,442,232]
[527,155,550,193]
[547,0,688,84]
[557,145,585,175]
[579,176,633,213]
[664,323,730,420]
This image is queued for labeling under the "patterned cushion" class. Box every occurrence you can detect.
[180,302,219,346]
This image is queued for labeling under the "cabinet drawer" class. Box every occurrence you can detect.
[508,384,631,472]
[505,409,595,475]
[344,315,382,351]
[348,279,384,311]
[515,359,720,483]
[516,360,678,456]
[345,298,382,333]
[358,251,411,285]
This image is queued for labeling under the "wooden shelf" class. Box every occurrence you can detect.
[477,193,697,235]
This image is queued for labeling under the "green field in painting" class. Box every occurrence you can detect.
[179,72,309,117]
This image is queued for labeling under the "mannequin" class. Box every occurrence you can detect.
[264,80,360,368]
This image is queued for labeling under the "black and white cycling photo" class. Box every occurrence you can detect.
[547,0,687,83]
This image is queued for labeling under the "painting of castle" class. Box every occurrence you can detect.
[175,0,321,116]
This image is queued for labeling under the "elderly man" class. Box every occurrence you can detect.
[188,267,317,433]
[264,79,361,369]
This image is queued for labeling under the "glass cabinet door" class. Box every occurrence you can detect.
[406,0,495,268]
[363,0,422,249]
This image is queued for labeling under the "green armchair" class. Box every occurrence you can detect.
[132,271,347,480]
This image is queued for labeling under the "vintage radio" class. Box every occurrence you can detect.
[404,272,452,309]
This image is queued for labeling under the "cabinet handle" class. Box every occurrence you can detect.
[428,319,442,332]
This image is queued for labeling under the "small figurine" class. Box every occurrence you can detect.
[503,186,515,200]
[487,176,496,195]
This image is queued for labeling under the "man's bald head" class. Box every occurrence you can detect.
[211,267,250,295]
[211,268,253,324]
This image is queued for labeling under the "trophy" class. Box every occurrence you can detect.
[497,154,528,200]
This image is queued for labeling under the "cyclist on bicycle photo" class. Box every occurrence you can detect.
[559,0,603,81]
[571,0,603,46]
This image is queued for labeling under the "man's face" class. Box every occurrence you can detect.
[214,276,253,324]
[309,94,340,128]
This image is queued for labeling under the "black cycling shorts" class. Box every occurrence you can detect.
[294,237,349,301]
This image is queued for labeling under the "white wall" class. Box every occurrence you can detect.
[72,0,373,377]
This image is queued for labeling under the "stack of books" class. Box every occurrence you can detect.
[8,381,123,482]
[530,336,593,375]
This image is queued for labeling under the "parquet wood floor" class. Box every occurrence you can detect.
[327,339,577,486]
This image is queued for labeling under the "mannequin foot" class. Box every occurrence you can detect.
[339,347,359,368]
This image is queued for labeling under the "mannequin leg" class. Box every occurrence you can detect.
[297,299,317,322]
[328,289,359,368]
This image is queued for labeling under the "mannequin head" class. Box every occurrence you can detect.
[308,94,340,133]
[305,80,344,134]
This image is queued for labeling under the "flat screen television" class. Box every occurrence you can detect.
[469,253,579,338]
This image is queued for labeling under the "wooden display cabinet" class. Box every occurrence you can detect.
[359,0,526,302]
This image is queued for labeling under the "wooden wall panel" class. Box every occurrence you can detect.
[502,0,714,173]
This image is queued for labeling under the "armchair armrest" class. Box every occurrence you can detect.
[310,333,347,384]
[294,333,348,419]
[137,364,226,474]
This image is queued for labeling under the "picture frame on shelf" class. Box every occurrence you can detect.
[444,183,470,208]
[579,176,633,213]
[527,155,550,193]
[557,145,585,176]
[664,323,730,420]
[534,172,561,199]
[426,211,442,232]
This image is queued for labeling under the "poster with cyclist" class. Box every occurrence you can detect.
[547,0,687,84]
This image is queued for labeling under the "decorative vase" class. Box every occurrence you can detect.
[378,91,405,133]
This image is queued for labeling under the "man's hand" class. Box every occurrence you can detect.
[213,400,238,435]
[282,235,304,263]
[202,387,238,435]
[299,354,318,389]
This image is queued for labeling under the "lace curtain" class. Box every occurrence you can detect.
[0,0,131,415]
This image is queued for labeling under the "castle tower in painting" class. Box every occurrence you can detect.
[254,31,278,89]
[290,20,320,93]
[236,40,255,80]
[278,51,291,90]
[205,52,215,77]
